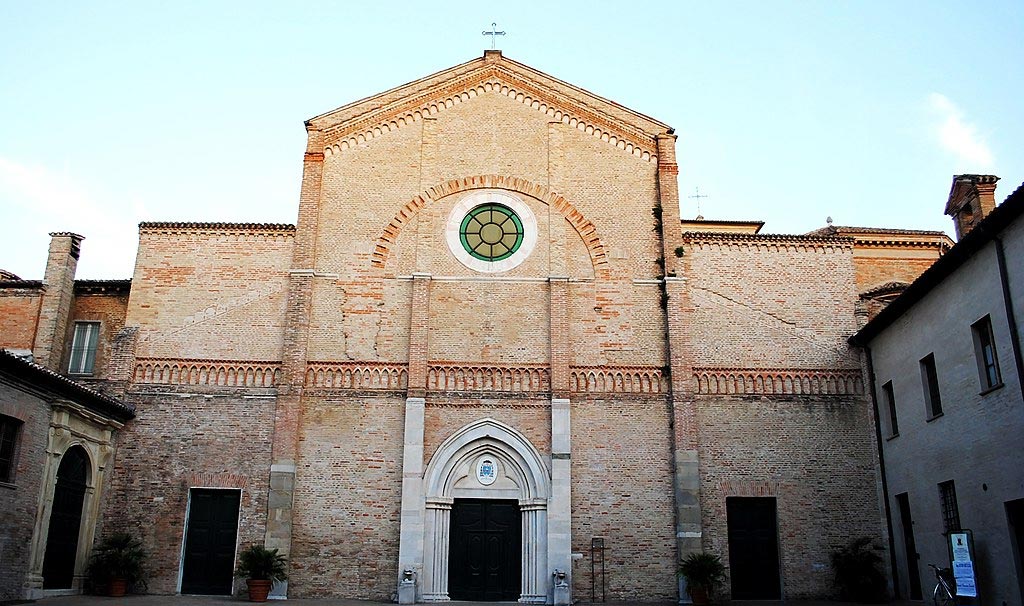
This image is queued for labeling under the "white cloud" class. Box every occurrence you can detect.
[0,157,139,278]
[927,93,994,169]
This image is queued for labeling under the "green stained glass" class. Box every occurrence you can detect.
[459,203,524,261]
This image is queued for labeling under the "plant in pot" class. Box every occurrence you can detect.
[830,536,887,603]
[235,544,287,602]
[86,531,146,597]
[679,552,726,606]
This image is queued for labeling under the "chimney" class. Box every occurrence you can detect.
[32,232,84,371]
[945,174,999,240]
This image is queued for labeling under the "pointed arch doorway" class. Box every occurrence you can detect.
[420,419,549,603]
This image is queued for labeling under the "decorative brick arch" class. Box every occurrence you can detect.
[371,175,610,276]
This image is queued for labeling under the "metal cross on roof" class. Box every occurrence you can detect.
[482,22,506,49]
[689,187,709,218]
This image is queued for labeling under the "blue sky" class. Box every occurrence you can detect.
[1,1,1021,278]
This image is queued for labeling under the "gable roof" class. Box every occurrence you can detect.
[307,51,672,162]
[851,181,1024,346]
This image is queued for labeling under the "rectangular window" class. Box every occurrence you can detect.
[972,315,1002,390]
[920,353,942,418]
[68,321,100,375]
[883,380,899,437]
[0,415,21,484]
[939,480,961,534]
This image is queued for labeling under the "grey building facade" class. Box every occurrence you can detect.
[853,176,1024,606]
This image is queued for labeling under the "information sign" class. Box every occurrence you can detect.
[948,531,978,598]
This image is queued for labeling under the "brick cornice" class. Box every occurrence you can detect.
[320,67,660,164]
[138,222,296,237]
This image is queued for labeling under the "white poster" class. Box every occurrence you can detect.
[949,533,978,597]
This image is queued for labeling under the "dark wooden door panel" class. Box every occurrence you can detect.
[180,489,241,595]
[42,447,89,589]
[727,497,781,599]
[450,499,521,601]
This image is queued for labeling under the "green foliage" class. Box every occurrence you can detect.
[87,531,146,587]
[674,245,686,258]
[830,536,887,603]
[235,544,288,582]
[678,552,726,591]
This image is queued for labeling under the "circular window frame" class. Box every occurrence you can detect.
[445,190,538,273]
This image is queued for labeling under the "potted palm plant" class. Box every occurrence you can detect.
[235,544,287,602]
[679,552,726,606]
[86,531,146,596]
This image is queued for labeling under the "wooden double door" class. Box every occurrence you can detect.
[449,499,521,601]
[180,489,241,595]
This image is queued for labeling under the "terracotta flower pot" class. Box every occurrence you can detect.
[108,578,128,597]
[688,585,710,606]
[246,579,273,602]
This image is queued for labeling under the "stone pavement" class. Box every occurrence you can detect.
[27,594,924,606]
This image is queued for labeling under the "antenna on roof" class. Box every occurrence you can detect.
[689,187,709,220]
[482,22,506,50]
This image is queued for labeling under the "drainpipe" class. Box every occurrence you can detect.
[994,237,1024,400]
[863,344,900,598]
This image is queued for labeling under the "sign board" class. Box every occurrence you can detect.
[948,531,978,598]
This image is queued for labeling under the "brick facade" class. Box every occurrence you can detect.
[1,51,962,602]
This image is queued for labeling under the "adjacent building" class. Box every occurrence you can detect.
[852,176,1024,605]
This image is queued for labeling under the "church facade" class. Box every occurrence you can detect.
[1,51,956,602]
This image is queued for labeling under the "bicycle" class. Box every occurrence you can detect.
[929,564,957,606]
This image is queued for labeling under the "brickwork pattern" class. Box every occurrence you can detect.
[65,292,129,379]
[697,395,882,599]
[571,397,676,601]
[684,236,861,370]
[0,390,50,601]
[101,391,275,594]
[0,289,42,351]
[127,227,292,361]
[289,395,405,599]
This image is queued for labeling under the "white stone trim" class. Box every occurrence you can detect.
[444,191,538,274]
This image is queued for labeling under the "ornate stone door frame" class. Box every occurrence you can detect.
[417,419,550,604]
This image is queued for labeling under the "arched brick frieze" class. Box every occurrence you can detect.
[371,175,610,278]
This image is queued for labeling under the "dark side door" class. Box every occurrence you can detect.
[180,489,241,595]
[727,496,781,599]
[449,498,521,601]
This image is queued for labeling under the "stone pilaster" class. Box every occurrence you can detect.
[549,397,572,605]
[397,396,427,597]
[32,232,83,371]
[422,497,453,601]
[520,499,548,604]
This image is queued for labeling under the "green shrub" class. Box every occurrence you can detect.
[831,536,887,602]
[235,544,288,582]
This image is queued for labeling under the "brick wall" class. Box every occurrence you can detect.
[101,388,275,594]
[127,226,292,361]
[697,395,882,599]
[63,291,129,380]
[684,236,861,369]
[289,394,405,599]
[0,289,41,351]
[571,396,676,601]
[0,389,50,601]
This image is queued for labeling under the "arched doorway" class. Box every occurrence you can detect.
[42,446,90,589]
[421,419,549,603]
